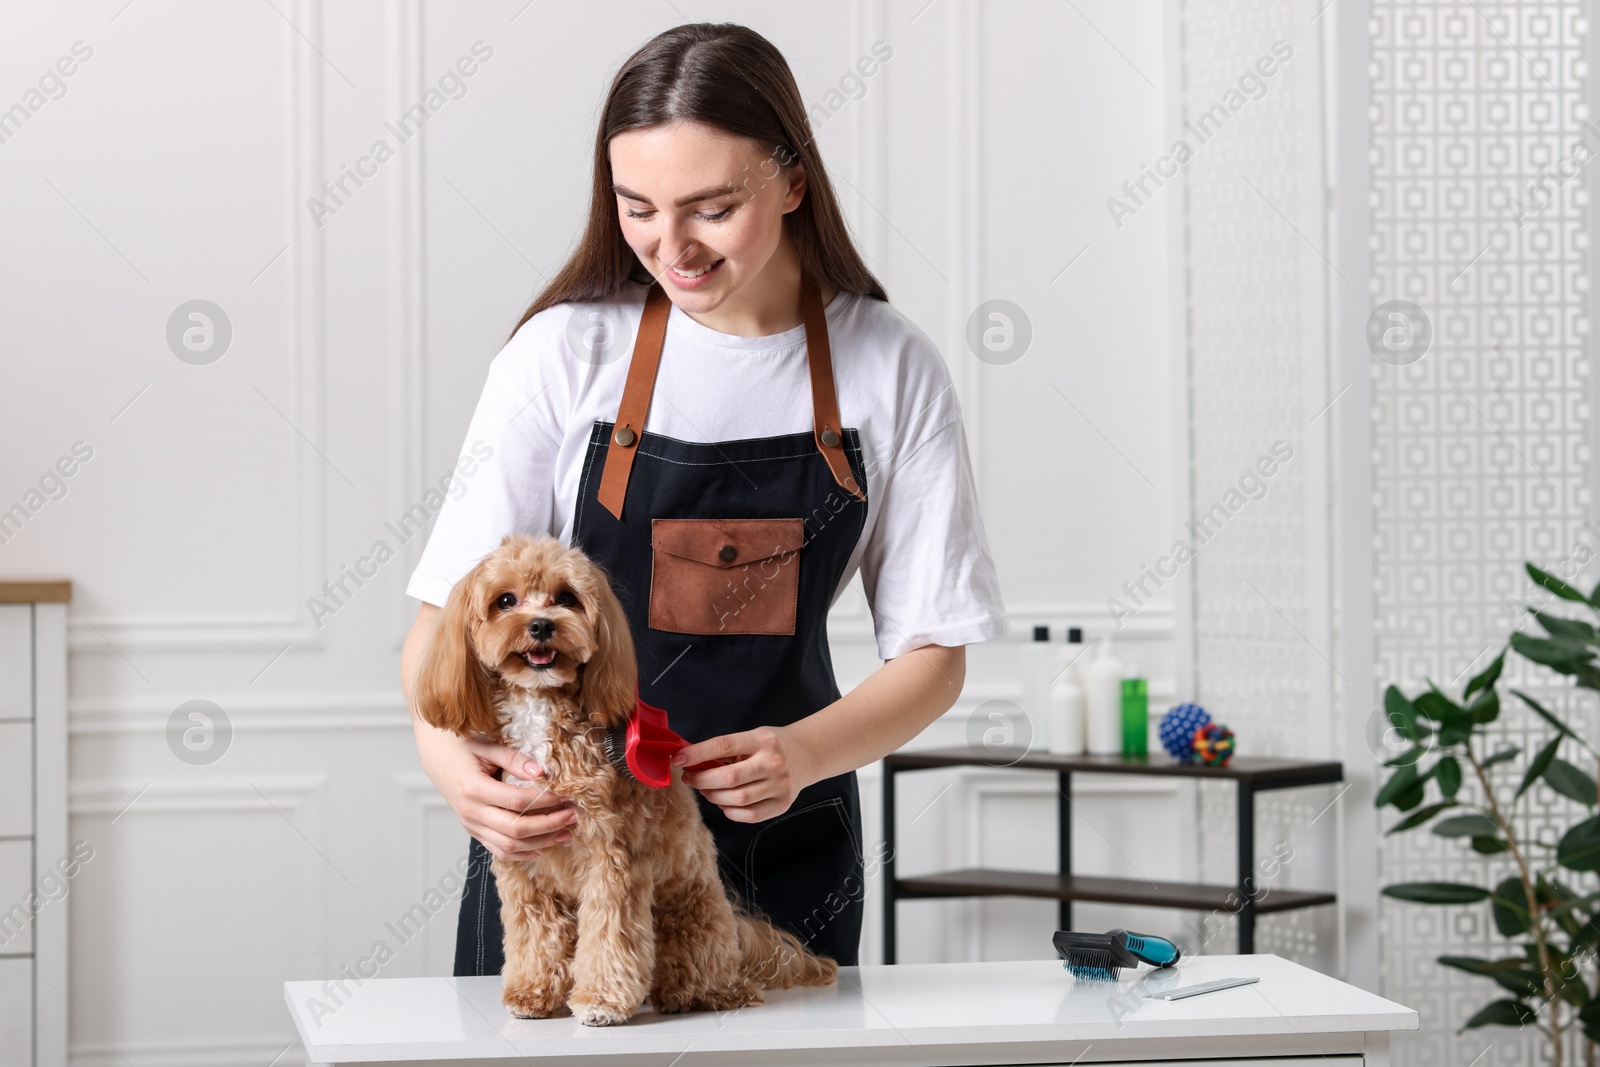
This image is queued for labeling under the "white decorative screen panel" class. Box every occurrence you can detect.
[1369,2,1591,1065]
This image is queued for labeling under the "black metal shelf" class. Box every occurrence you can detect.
[881,745,1344,960]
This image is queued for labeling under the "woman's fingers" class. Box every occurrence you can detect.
[480,775,570,815]
[682,756,761,793]
[697,781,773,808]
[464,807,574,859]
[473,792,577,842]
[672,729,760,776]
[467,738,541,780]
[474,830,545,863]
[716,798,788,824]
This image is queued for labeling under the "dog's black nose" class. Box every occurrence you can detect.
[528,617,556,641]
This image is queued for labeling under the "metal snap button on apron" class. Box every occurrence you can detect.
[718,544,736,562]
[614,426,636,446]
[820,428,840,447]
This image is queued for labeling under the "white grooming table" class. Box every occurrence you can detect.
[284,953,1417,1066]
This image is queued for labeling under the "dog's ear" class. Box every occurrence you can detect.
[413,559,502,740]
[581,564,639,726]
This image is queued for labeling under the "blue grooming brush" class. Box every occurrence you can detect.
[1053,928,1181,982]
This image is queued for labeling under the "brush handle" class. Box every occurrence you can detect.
[1114,929,1181,968]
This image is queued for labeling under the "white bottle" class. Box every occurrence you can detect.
[1049,628,1088,755]
[1085,635,1126,755]
[1048,669,1085,755]
[1021,626,1057,750]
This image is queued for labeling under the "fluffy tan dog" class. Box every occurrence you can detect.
[413,532,837,1025]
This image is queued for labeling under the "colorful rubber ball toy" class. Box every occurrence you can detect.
[1192,723,1235,766]
[1158,703,1211,761]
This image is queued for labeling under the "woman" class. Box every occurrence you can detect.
[399,22,1007,973]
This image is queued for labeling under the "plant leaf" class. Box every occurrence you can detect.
[1435,756,1462,798]
[1544,890,1600,921]
[1482,746,1522,769]
[1375,761,1421,809]
[1433,813,1500,838]
[1534,610,1598,643]
[1464,651,1506,700]
[1383,685,1427,742]
[1439,706,1476,747]
[1461,998,1538,1030]
[1529,562,1589,603]
[1573,915,1600,958]
[1437,956,1544,999]
[1491,877,1533,936]
[1468,688,1500,725]
[1414,690,1457,724]
[1384,882,1492,905]
[1546,758,1599,806]
[1386,800,1458,835]
[1514,689,1583,742]
[1511,632,1593,671]
[1559,815,1600,871]
[1471,836,1511,855]
[1543,943,1591,1006]
[1518,736,1563,800]
[1395,783,1427,811]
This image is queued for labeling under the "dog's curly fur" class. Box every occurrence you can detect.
[413,533,838,1025]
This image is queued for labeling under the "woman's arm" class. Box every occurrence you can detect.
[402,603,580,861]
[671,643,966,822]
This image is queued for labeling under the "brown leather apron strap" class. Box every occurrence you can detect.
[596,283,671,519]
[800,274,866,503]
[596,275,866,520]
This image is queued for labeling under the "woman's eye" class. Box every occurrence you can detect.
[621,205,734,223]
[495,592,517,610]
[556,590,578,608]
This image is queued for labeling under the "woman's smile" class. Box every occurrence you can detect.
[665,257,725,288]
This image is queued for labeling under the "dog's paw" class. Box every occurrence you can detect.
[694,983,763,1013]
[568,995,636,1027]
[650,990,696,1015]
[503,985,568,1020]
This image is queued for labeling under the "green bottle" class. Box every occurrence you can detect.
[1121,673,1148,757]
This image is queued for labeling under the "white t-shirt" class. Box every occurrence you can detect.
[404,280,1009,661]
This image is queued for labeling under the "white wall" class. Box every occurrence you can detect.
[0,1,1175,1060]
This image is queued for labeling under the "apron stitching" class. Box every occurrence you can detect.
[574,423,606,545]
[598,422,828,450]
[844,432,870,548]
[831,788,865,862]
[632,451,821,466]
[475,842,488,973]
[741,795,848,906]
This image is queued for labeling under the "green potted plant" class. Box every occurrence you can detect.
[1378,564,1600,1067]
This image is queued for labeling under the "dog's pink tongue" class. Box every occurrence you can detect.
[528,648,555,664]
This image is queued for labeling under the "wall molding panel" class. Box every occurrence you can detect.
[66,0,329,654]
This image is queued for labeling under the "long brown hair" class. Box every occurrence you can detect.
[508,22,888,342]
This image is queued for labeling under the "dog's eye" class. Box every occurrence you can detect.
[495,592,517,610]
[555,590,578,609]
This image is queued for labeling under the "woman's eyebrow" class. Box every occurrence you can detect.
[612,182,737,207]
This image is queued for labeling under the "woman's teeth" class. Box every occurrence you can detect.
[671,259,722,278]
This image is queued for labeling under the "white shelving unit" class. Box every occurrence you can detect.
[0,583,70,1067]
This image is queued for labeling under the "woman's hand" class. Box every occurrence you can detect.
[419,727,580,862]
[670,725,818,823]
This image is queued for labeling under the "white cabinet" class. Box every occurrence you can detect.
[0,587,70,1067]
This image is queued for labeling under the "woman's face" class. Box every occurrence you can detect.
[610,120,803,308]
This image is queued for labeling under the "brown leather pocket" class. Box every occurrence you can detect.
[649,518,803,635]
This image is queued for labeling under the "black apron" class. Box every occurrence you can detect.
[454,274,871,975]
